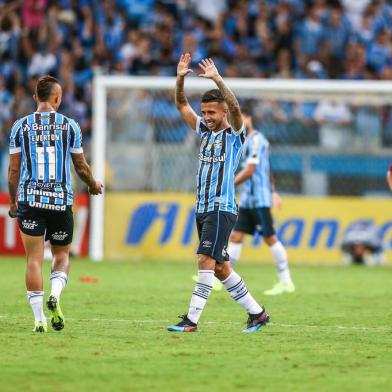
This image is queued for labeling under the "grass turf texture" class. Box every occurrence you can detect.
[0,258,391,392]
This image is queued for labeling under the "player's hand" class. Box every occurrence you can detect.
[8,202,17,218]
[272,191,282,210]
[198,58,220,80]
[88,181,104,195]
[387,168,392,191]
[177,53,193,77]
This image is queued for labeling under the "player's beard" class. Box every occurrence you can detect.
[206,119,222,131]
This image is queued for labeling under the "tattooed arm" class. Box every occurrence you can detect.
[175,53,198,130]
[8,153,21,217]
[198,58,243,132]
[71,153,103,195]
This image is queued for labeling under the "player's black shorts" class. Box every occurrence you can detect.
[234,207,275,238]
[16,202,74,246]
[196,210,237,264]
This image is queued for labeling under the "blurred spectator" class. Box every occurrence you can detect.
[295,4,325,62]
[341,0,371,31]
[314,100,353,149]
[341,221,384,265]
[0,0,390,191]
[366,29,391,75]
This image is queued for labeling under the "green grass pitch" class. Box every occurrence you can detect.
[0,258,391,392]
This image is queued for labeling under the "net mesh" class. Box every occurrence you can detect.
[104,84,392,196]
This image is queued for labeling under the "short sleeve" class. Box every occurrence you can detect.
[9,120,22,154]
[69,119,84,153]
[233,123,246,148]
[246,133,262,165]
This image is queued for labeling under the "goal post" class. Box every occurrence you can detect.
[90,76,392,261]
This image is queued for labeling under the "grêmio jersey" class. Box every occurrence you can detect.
[9,111,83,210]
[195,116,245,214]
[239,129,272,208]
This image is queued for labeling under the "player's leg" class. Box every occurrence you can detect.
[168,253,216,332]
[257,208,295,295]
[215,212,270,333]
[46,243,71,331]
[168,212,218,332]
[227,208,254,267]
[20,233,47,332]
[45,207,74,331]
[227,231,244,267]
[49,243,71,300]
[17,204,47,332]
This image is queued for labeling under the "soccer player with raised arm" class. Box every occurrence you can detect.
[227,110,295,295]
[167,53,269,333]
[8,75,103,332]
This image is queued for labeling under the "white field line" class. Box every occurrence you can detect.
[0,315,390,332]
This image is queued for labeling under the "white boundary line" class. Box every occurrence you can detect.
[0,315,390,332]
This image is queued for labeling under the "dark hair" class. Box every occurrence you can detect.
[35,75,60,101]
[201,89,224,103]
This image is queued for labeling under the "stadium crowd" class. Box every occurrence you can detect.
[0,0,391,189]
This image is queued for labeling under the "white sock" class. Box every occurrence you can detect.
[187,270,214,324]
[227,242,243,267]
[50,271,68,300]
[27,291,46,322]
[222,271,263,315]
[270,241,292,284]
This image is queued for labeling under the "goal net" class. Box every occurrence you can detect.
[90,76,392,260]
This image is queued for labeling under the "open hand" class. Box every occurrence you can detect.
[198,58,220,80]
[88,181,104,195]
[177,53,193,77]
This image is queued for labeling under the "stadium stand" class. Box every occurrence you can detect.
[0,0,391,194]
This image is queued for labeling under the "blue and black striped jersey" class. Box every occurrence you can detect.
[9,111,83,210]
[239,130,272,208]
[195,116,245,214]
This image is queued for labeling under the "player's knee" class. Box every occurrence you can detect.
[197,254,215,270]
[230,231,243,243]
[264,235,277,246]
[214,262,231,280]
[27,256,42,266]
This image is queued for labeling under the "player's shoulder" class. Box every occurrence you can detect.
[10,114,32,133]
[251,129,269,146]
[60,113,81,130]
[225,123,246,140]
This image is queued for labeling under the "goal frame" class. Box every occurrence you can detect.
[91,76,392,260]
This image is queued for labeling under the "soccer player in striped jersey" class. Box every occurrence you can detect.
[8,75,103,332]
[227,110,295,295]
[167,54,269,333]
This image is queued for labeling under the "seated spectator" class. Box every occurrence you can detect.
[341,221,384,266]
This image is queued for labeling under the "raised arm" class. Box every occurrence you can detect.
[175,53,198,130]
[71,153,103,195]
[198,58,243,132]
